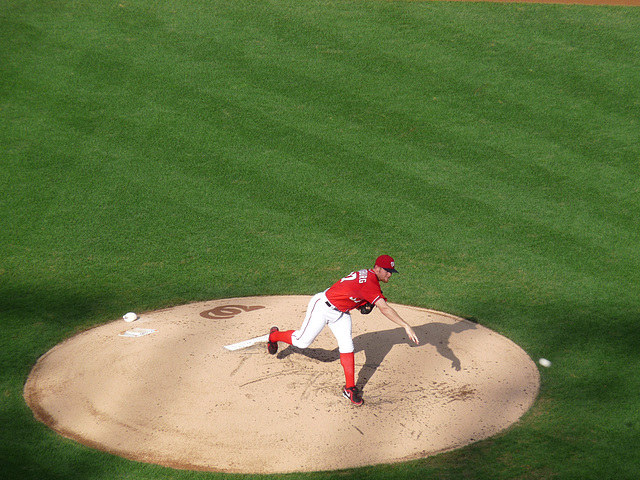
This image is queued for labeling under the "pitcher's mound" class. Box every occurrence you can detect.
[24,296,539,474]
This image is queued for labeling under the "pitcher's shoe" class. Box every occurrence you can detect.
[267,326,279,355]
[343,386,364,406]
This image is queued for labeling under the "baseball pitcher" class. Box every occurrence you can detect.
[267,255,419,405]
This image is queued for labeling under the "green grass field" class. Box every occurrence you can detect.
[2,0,639,478]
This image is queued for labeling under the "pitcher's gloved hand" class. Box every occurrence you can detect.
[358,302,374,315]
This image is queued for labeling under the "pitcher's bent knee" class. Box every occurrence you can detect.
[291,334,313,349]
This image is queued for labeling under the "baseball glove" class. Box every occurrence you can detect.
[358,302,375,315]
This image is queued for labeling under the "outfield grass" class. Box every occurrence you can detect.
[2,0,639,478]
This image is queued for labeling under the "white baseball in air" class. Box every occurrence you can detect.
[538,358,552,368]
[123,312,138,322]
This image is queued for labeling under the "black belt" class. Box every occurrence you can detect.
[325,301,342,312]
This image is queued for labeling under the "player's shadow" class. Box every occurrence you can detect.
[277,320,477,391]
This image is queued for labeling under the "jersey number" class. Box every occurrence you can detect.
[340,269,368,284]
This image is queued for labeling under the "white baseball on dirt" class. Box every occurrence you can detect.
[123,312,138,322]
[538,358,552,368]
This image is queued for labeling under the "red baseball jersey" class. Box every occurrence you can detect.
[325,269,387,312]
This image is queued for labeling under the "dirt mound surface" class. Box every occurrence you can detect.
[25,296,539,474]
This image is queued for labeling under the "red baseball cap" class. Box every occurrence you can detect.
[375,255,398,273]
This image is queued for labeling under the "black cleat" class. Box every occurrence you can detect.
[343,386,364,406]
[267,326,279,355]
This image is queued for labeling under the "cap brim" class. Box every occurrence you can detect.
[383,267,398,273]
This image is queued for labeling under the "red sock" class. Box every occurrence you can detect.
[340,352,356,389]
[270,329,294,344]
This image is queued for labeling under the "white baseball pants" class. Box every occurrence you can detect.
[291,291,354,354]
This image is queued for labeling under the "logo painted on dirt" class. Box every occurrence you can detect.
[200,305,265,319]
